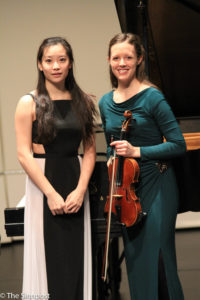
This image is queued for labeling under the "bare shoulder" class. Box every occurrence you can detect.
[16,91,36,118]
[18,90,36,104]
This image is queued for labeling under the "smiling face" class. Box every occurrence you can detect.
[38,43,71,87]
[109,41,142,87]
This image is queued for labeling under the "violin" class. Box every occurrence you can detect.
[101,110,144,281]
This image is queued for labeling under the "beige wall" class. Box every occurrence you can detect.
[0,0,121,242]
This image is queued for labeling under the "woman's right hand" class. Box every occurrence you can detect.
[47,191,66,216]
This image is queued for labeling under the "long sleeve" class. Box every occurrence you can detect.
[98,88,186,162]
[140,98,186,160]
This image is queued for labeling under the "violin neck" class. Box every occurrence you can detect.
[120,129,126,140]
[116,129,127,187]
[116,156,124,186]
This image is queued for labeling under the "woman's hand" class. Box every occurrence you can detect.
[64,188,85,214]
[63,135,96,214]
[47,191,66,216]
[110,140,141,158]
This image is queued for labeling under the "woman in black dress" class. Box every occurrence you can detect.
[15,37,96,300]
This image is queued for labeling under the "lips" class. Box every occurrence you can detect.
[118,69,129,74]
[52,73,62,76]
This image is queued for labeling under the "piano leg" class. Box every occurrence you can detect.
[97,247,109,299]
[92,237,109,300]
[92,237,122,300]
[108,238,121,297]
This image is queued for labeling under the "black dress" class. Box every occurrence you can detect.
[22,99,92,300]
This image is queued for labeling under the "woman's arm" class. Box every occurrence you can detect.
[110,98,186,160]
[15,95,65,215]
[64,136,96,213]
[139,99,186,160]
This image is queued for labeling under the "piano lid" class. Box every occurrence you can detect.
[114,0,200,118]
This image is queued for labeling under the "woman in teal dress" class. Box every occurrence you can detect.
[99,33,186,300]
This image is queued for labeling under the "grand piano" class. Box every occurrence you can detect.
[4,1,200,299]
[114,0,200,214]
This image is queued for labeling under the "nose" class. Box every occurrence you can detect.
[119,57,126,66]
[53,61,60,69]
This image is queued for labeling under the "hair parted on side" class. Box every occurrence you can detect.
[35,36,97,145]
[108,33,148,88]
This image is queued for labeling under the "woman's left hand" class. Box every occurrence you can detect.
[110,140,141,158]
[64,188,85,214]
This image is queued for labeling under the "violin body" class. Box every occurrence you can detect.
[104,157,142,227]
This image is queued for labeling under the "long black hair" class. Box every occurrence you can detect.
[35,36,97,145]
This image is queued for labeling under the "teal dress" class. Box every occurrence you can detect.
[99,87,186,300]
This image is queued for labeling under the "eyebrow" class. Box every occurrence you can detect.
[43,54,67,58]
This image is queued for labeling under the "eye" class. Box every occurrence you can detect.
[45,59,52,63]
[112,56,119,61]
[60,57,66,62]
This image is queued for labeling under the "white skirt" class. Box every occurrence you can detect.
[22,157,92,300]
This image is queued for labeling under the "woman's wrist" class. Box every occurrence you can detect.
[45,187,56,198]
[132,146,141,158]
[76,184,87,195]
